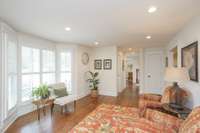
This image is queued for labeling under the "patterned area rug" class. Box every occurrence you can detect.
[69,104,176,133]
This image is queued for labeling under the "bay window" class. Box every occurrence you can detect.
[21,47,40,102]
[21,47,57,102]
[42,50,56,84]
[0,22,75,131]
[7,33,18,111]
[60,52,72,93]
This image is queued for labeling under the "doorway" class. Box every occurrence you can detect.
[125,52,140,88]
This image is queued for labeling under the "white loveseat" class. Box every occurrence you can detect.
[49,83,76,114]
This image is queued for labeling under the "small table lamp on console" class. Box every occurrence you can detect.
[164,67,189,106]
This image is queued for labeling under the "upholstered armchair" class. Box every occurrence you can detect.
[144,106,200,133]
[139,86,188,115]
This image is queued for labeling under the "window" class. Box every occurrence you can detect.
[21,47,56,102]
[21,47,40,102]
[60,52,72,93]
[42,50,56,84]
[7,38,17,110]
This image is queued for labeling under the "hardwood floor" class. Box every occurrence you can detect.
[5,85,139,133]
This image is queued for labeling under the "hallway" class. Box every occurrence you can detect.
[117,84,139,107]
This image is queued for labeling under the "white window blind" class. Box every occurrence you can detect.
[21,47,56,102]
[60,52,72,93]
[42,50,56,84]
[7,36,18,110]
[21,47,40,102]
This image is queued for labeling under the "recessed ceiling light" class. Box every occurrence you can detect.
[65,27,71,31]
[148,6,157,13]
[94,42,99,45]
[146,36,151,39]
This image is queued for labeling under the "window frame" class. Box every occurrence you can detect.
[20,46,56,103]
[41,49,56,85]
[57,48,73,94]
[5,30,18,115]
[19,44,75,104]
[21,46,41,102]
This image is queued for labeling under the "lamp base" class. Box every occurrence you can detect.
[172,82,182,106]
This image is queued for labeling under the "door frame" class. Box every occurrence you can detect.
[144,50,164,94]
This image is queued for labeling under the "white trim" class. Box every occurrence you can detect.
[99,89,118,97]
[77,90,90,99]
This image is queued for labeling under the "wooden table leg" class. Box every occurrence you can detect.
[61,106,64,114]
[51,103,54,116]
[74,101,76,112]
[43,105,46,116]
[37,105,40,120]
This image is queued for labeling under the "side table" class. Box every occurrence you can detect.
[162,103,191,120]
[32,98,55,120]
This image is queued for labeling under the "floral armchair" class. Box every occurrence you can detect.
[139,86,188,115]
[144,106,200,133]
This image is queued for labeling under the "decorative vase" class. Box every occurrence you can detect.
[91,90,98,98]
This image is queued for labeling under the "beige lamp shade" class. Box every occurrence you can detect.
[164,67,189,83]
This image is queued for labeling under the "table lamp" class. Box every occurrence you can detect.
[164,67,189,106]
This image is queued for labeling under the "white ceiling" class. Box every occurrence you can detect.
[0,0,200,47]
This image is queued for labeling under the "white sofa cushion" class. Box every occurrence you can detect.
[54,95,75,106]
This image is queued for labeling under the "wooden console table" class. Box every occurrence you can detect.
[32,98,55,120]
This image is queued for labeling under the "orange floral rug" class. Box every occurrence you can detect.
[69,104,176,133]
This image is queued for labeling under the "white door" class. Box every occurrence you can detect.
[145,51,164,94]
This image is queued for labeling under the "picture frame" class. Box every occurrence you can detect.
[170,46,178,67]
[103,59,112,70]
[181,41,198,82]
[94,59,102,70]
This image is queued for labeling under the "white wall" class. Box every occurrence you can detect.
[117,51,126,93]
[0,22,3,132]
[91,46,118,96]
[139,48,145,93]
[166,16,200,108]
[77,46,92,99]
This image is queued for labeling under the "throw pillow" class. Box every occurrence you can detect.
[54,88,68,98]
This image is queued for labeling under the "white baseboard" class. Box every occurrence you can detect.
[99,89,118,97]
[2,112,18,133]
[77,90,90,99]
[0,123,3,133]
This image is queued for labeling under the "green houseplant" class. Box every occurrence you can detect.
[32,84,50,99]
[87,71,100,97]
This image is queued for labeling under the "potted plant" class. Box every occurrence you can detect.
[87,71,100,98]
[32,84,50,99]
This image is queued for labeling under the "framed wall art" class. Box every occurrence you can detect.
[94,59,102,70]
[181,41,198,82]
[103,59,112,70]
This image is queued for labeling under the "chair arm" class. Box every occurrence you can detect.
[139,93,162,102]
[144,109,183,132]
[139,100,162,116]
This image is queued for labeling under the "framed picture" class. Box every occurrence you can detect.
[103,59,112,70]
[94,59,102,70]
[170,46,178,67]
[181,41,198,82]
